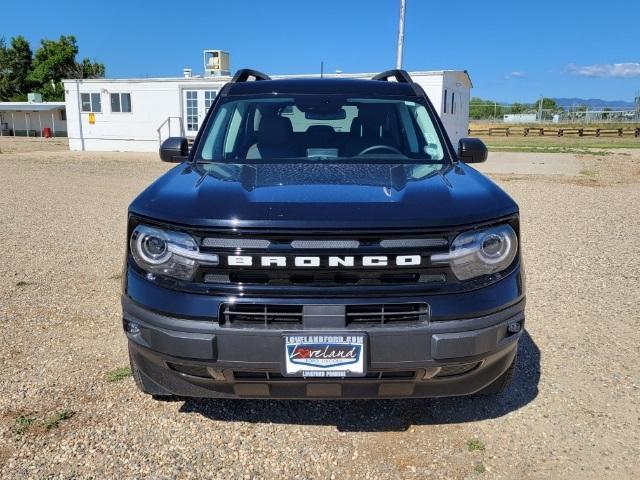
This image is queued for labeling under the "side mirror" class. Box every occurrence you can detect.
[458,138,488,163]
[160,137,189,163]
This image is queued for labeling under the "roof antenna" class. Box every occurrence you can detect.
[320,60,324,78]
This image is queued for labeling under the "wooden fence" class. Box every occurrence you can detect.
[469,127,640,138]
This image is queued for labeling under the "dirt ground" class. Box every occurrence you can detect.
[0,136,69,154]
[0,138,639,479]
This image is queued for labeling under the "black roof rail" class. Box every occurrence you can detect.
[371,69,413,83]
[231,69,272,82]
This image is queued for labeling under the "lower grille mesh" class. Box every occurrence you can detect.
[220,304,304,326]
[346,303,429,325]
[219,303,428,327]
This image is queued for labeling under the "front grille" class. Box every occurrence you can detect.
[202,238,272,249]
[197,231,452,290]
[290,239,361,249]
[220,304,304,326]
[219,302,428,327]
[201,266,448,286]
[346,303,429,326]
[205,272,446,285]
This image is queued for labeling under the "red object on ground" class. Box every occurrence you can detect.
[43,127,52,138]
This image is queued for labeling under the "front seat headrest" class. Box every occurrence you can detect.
[258,116,293,145]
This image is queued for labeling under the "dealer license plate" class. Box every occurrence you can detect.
[283,334,366,377]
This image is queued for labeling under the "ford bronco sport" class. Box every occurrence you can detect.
[123,69,525,399]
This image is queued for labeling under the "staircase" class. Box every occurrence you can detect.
[156,117,185,146]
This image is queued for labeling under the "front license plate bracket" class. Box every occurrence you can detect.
[282,333,366,378]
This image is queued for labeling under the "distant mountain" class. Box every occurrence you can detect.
[554,98,636,109]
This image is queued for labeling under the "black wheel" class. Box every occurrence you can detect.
[476,353,517,396]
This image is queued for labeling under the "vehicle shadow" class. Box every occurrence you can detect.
[178,332,540,432]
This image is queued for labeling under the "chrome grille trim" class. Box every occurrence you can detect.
[290,240,361,249]
[380,238,448,248]
[202,238,271,249]
[204,273,230,283]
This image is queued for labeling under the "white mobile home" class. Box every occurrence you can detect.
[63,58,471,152]
[0,101,67,137]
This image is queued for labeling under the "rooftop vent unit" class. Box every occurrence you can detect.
[27,92,43,103]
[204,50,230,77]
[183,68,192,78]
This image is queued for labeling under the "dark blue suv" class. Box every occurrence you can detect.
[122,69,525,399]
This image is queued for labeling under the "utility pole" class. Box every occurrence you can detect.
[538,95,544,123]
[396,0,406,69]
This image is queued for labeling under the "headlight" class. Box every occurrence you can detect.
[431,224,518,280]
[130,224,218,281]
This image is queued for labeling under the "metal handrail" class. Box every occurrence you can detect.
[156,116,185,145]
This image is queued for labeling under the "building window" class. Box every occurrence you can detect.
[60,110,67,121]
[443,89,448,113]
[451,92,456,114]
[110,93,132,113]
[185,91,199,132]
[81,93,101,113]
[204,91,217,111]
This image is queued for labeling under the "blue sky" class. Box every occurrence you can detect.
[3,0,639,102]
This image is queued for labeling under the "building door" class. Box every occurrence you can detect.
[182,89,218,137]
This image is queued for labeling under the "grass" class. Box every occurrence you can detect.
[479,135,640,150]
[474,463,486,474]
[12,415,35,436]
[12,409,76,437]
[44,409,75,430]
[485,144,611,155]
[15,281,33,287]
[471,121,640,130]
[107,366,132,382]
[469,120,640,129]
[467,438,486,452]
[471,130,639,153]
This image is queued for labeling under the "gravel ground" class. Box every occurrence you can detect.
[0,136,69,154]
[477,151,583,175]
[0,140,639,479]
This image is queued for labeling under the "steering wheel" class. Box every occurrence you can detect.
[357,145,403,156]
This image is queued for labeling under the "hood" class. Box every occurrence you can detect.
[129,161,518,229]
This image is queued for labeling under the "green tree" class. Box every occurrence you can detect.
[79,57,105,79]
[510,102,529,114]
[469,97,505,120]
[0,35,33,101]
[0,38,7,98]
[532,98,563,121]
[28,35,105,100]
[533,98,560,111]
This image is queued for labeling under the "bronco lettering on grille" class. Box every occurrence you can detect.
[226,255,422,267]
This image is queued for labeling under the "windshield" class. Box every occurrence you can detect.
[195,95,449,164]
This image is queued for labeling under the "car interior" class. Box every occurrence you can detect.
[199,96,445,162]
[244,103,411,159]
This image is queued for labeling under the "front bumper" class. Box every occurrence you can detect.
[123,271,525,398]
